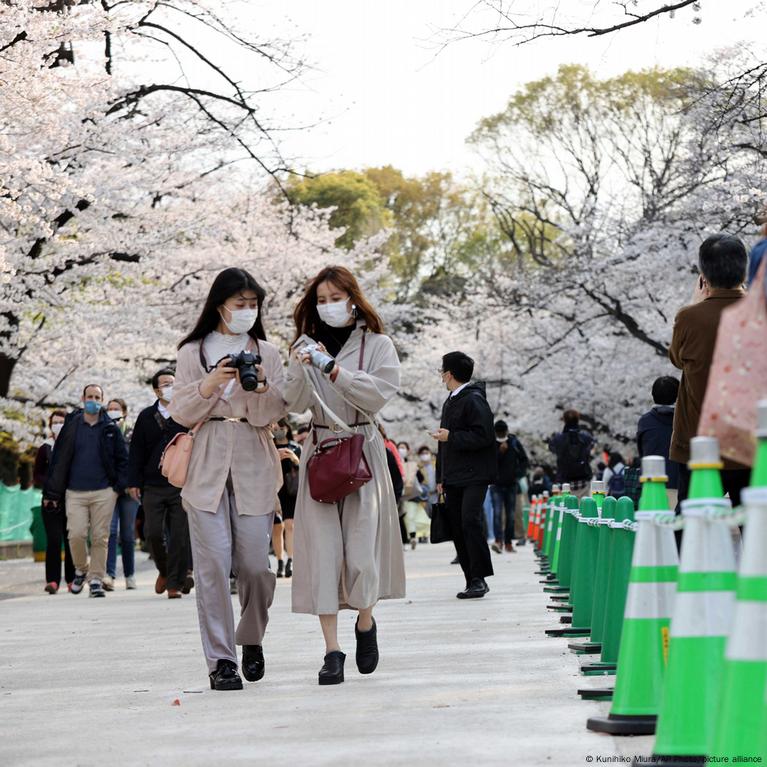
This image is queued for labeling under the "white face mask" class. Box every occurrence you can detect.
[418,453,431,462]
[317,300,354,328]
[398,447,408,459]
[107,410,123,421]
[221,307,258,334]
[496,436,507,443]
[159,385,173,402]
[51,423,63,437]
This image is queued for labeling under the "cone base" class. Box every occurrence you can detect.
[641,756,704,767]
[577,687,613,701]
[587,713,656,736]
[545,627,590,638]
[580,665,616,677]
[568,641,601,654]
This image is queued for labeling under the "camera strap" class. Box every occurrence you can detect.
[199,336,258,372]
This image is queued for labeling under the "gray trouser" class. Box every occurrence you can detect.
[184,490,276,673]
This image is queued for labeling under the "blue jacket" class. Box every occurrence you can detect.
[44,409,129,502]
[748,239,767,286]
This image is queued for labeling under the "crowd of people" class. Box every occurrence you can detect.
[30,223,763,689]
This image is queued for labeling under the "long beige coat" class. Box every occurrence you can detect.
[170,338,286,514]
[284,326,406,614]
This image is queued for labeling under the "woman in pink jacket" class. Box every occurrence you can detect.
[170,268,286,691]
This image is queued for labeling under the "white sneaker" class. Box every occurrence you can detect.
[125,576,137,590]
[102,575,115,591]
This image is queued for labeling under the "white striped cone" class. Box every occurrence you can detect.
[623,509,679,624]
[710,486,767,759]
[653,496,738,757]
[670,498,736,642]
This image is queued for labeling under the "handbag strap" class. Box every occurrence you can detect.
[303,328,375,440]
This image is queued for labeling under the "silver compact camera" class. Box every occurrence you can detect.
[300,344,336,374]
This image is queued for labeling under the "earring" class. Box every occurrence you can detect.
[351,304,358,318]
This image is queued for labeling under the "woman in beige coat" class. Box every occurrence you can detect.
[170,268,286,692]
[284,265,406,685]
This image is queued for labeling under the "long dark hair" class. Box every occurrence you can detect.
[292,265,384,344]
[179,268,267,349]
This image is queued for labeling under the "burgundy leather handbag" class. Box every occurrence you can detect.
[305,332,373,504]
[307,432,372,503]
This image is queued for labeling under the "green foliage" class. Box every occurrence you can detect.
[471,64,700,141]
[285,171,392,250]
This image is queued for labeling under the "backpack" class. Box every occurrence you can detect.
[607,466,627,497]
[558,431,591,480]
[508,435,529,479]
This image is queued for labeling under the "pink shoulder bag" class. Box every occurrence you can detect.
[159,347,227,488]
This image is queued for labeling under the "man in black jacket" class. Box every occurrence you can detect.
[44,384,128,597]
[127,368,190,599]
[434,351,495,599]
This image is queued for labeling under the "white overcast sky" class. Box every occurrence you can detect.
[222,1,763,177]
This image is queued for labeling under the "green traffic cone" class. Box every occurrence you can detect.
[709,400,767,762]
[652,436,737,765]
[567,497,600,629]
[570,492,616,656]
[598,497,636,660]
[586,456,676,728]
[557,486,582,591]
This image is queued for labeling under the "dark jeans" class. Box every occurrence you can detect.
[42,506,75,586]
[107,494,139,578]
[444,483,494,584]
[143,484,189,590]
[489,484,516,544]
[673,462,750,548]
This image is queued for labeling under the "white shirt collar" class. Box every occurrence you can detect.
[157,401,170,419]
[450,382,470,398]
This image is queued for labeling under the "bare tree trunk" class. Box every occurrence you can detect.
[0,354,18,399]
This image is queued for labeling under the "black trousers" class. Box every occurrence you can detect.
[143,485,189,590]
[42,507,75,586]
[444,483,494,584]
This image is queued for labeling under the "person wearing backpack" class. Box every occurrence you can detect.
[489,420,528,554]
[548,409,594,498]
[602,452,627,497]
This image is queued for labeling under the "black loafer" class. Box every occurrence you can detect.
[355,618,379,675]
[318,651,346,685]
[242,644,265,682]
[456,578,487,599]
[209,660,243,691]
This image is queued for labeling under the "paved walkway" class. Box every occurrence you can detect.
[0,543,653,766]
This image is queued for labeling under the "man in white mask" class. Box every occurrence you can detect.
[127,368,192,599]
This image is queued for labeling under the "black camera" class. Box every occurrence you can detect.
[229,350,263,391]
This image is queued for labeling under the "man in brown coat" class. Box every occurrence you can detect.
[669,234,749,509]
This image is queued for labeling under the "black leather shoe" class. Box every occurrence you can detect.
[456,578,487,599]
[242,644,265,682]
[355,618,379,675]
[483,579,490,594]
[318,651,346,685]
[209,660,243,691]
